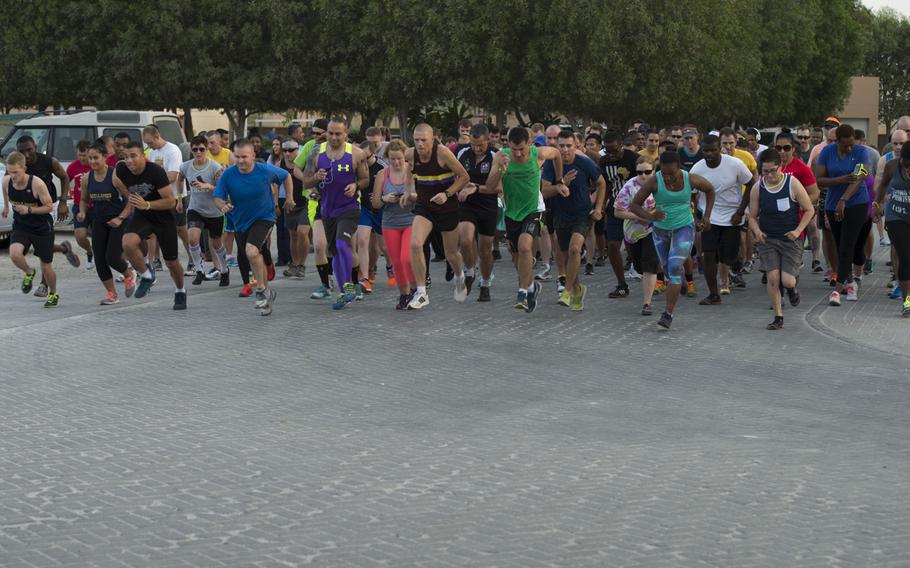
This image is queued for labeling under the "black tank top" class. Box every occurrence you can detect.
[412,141,457,213]
[758,174,799,240]
[8,175,53,234]
[87,167,126,222]
[26,153,57,202]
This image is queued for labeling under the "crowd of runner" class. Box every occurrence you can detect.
[3,113,910,329]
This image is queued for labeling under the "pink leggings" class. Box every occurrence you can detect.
[383,226,415,286]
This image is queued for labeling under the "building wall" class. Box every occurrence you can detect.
[839,76,881,142]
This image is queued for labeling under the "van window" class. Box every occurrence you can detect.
[154,117,185,145]
[0,127,50,159]
[102,128,142,144]
[51,126,95,162]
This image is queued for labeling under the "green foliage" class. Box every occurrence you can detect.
[862,6,910,129]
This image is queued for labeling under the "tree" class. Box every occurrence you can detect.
[863,7,910,131]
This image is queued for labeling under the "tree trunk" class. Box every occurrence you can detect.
[225,108,248,142]
[360,111,379,133]
[397,106,410,143]
[496,111,507,131]
[182,107,195,139]
[513,108,528,127]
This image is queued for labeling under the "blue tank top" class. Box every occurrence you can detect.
[758,174,799,239]
[885,164,910,223]
[8,175,53,235]
[380,168,414,230]
[316,142,358,217]
[86,167,126,222]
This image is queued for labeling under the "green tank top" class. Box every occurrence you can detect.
[501,145,541,221]
[653,170,694,230]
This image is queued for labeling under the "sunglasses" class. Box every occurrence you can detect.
[671,135,683,139]
[637,169,654,174]
[283,148,297,152]
[191,147,207,153]
[774,145,793,152]
[761,168,779,175]
[311,130,325,136]
[797,136,810,140]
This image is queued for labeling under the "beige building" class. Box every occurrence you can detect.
[839,76,882,143]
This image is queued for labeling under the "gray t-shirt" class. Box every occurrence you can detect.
[379,168,414,229]
[180,159,223,217]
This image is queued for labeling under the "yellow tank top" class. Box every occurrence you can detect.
[206,148,231,167]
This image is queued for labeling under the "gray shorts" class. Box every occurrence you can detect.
[285,205,309,230]
[758,237,802,276]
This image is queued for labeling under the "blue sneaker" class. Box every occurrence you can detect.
[890,285,903,299]
[332,293,348,310]
[526,281,541,313]
[513,290,529,311]
[310,285,330,299]
[342,282,357,303]
[133,275,155,299]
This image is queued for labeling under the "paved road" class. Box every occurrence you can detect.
[0,242,908,567]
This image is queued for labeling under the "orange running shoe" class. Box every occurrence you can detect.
[358,277,373,293]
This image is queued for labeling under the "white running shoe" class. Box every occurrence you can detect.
[829,291,841,306]
[408,289,430,310]
[845,282,858,301]
[454,275,467,302]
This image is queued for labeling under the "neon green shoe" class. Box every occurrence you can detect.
[21,268,36,294]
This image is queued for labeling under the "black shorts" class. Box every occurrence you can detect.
[72,203,94,230]
[544,208,555,233]
[554,215,592,252]
[239,219,274,251]
[12,228,55,263]
[322,209,360,256]
[187,210,225,238]
[701,224,742,265]
[504,212,541,252]
[172,196,189,227]
[414,202,459,232]
[628,233,660,274]
[125,213,179,261]
[604,210,624,242]
[285,205,310,230]
[459,205,498,237]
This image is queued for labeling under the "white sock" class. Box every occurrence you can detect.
[140,269,153,279]
[176,287,186,293]
[214,245,229,272]
[188,244,205,272]
[417,286,427,295]
[465,267,474,278]
[518,287,527,294]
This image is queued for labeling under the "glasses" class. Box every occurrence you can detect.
[797,136,810,140]
[774,145,793,152]
[283,148,297,152]
[671,135,683,139]
[761,168,779,175]
[637,169,653,174]
[191,147,207,153]
[311,130,325,136]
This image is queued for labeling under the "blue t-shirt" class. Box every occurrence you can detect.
[818,144,871,210]
[541,154,603,220]
[214,162,288,232]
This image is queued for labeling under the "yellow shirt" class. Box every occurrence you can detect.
[206,148,231,167]
[638,148,659,161]
[731,148,756,173]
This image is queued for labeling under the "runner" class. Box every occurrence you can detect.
[77,143,137,304]
[639,129,660,161]
[176,135,230,287]
[293,120,334,299]
[599,130,639,298]
[484,127,564,312]
[775,131,821,272]
[371,139,418,309]
[873,143,910,317]
[691,134,755,303]
[300,120,370,310]
[456,123,500,301]
[354,140,387,294]
[875,129,907,247]
[145,125,193,275]
[1,152,61,307]
[747,149,815,330]
[404,123,471,310]
[629,151,715,329]
[541,129,605,311]
[279,139,310,279]
[113,141,187,310]
[537,124,563,283]
[214,139,293,316]
[614,156,660,315]
[677,128,704,172]
[67,140,95,269]
[745,128,769,158]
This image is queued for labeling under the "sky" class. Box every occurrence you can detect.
[862,0,910,16]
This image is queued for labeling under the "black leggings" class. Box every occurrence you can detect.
[886,220,910,282]
[91,218,128,282]
[236,233,273,285]
[827,205,871,282]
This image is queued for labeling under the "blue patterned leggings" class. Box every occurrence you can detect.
[652,224,695,285]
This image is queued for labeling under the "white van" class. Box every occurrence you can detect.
[0,110,187,243]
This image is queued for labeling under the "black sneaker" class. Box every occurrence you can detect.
[192,271,205,286]
[425,274,432,289]
[766,316,784,330]
[812,260,823,273]
[477,285,491,302]
[445,262,454,282]
[641,304,652,316]
[787,287,800,307]
[153,259,163,271]
[732,273,747,288]
[173,291,187,310]
[395,294,410,310]
[464,274,475,296]
[134,275,155,299]
[584,263,594,276]
[526,281,541,313]
[864,259,873,275]
[219,270,230,287]
[761,272,768,285]
[657,311,673,329]
[608,284,629,298]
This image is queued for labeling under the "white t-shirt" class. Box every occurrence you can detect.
[148,142,184,196]
[692,154,753,226]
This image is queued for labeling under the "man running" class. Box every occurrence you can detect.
[293,119,335,298]
[214,139,293,316]
[145,125,193,274]
[404,123,471,310]
[599,130,639,298]
[484,127,564,313]
[301,119,370,310]
[113,141,187,309]
[67,140,95,268]
[1,152,61,307]
[456,123,500,301]
[354,140,388,294]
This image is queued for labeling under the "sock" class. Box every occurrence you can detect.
[685,273,693,283]
[214,245,228,272]
[317,263,331,288]
[176,287,186,293]
[326,257,334,274]
[465,267,474,278]
[332,240,353,288]
[518,287,527,294]
[352,268,360,283]
[417,286,426,294]
[189,244,205,272]
[141,269,153,280]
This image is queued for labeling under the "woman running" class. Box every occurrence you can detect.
[747,149,814,330]
[77,143,137,304]
[614,155,659,315]
[873,142,910,317]
[371,140,417,309]
[629,151,715,329]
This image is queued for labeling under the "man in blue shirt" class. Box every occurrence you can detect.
[214,139,294,316]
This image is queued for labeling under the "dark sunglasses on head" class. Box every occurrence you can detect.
[637,169,653,174]
[191,147,207,153]
[797,136,810,140]
[775,144,793,152]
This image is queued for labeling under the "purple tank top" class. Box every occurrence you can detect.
[316,142,359,217]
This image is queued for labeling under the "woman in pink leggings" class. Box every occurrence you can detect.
[371,140,417,309]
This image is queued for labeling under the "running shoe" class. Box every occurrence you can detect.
[731,273,747,288]
[43,292,59,308]
[492,248,502,260]
[823,271,832,282]
[608,284,629,298]
[535,264,552,281]
[845,281,858,301]
[657,311,673,330]
[386,266,396,288]
[254,288,269,309]
[259,289,277,316]
[134,275,155,299]
[641,303,652,316]
[33,282,48,298]
[267,263,276,282]
[153,259,163,271]
[812,260,823,273]
[454,274,467,302]
[556,275,567,294]
[115,273,125,283]
[184,262,196,276]
[863,259,873,275]
[699,294,722,305]
[686,280,697,298]
[354,283,365,301]
[787,287,801,307]
[21,268,36,294]
[829,291,841,306]
[219,270,230,287]
[310,285,330,299]
[60,240,80,267]
[343,282,358,303]
[205,267,221,280]
[425,274,432,289]
[761,272,768,284]
[594,255,606,268]
[558,288,570,307]
[584,263,594,276]
[408,289,430,310]
[570,284,586,312]
[890,285,903,300]
[719,286,731,295]
[766,316,784,330]
[903,296,910,317]
[654,280,666,295]
[358,277,373,293]
[173,290,187,310]
[881,237,891,246]
[226,255,239,267]
[477,286,491,302]
[100,291,119,305]
[741,260,753,274]
[526,281,541,313]
[192,271,206,286]
[85,253,95,271]
[239,283,254,298]
[625,267,642,281]
[395,293,410,310]
[124,273,136,297]
[282,264,297,278]
[445,262,455,282]
[464,273,475,296]
[514,290,529,311]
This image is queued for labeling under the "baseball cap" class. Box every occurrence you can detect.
[823,116,841,127]
[312,118,329,131]
[281,140,299,150]
[682,128,698,138]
